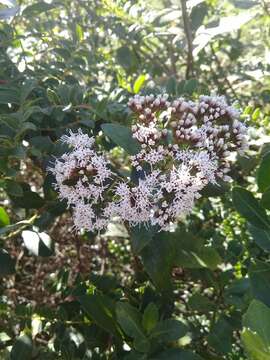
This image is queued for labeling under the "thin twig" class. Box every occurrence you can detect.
[180,0,194,79]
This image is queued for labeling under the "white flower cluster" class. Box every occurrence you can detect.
[48,129,113,232]
[49,94,248,232]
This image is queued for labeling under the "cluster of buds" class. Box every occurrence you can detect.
[49,94,248,232]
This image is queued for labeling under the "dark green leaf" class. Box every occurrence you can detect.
[188,293,215,313]
[249,261,270,307]
[101,123,140,155]
[116,302,145,340]
[10,335,32,360]
[5,179,23,197]
[248,225,270,252]
[23,2,59,17]
[142,303,159,333]
[183,79,198,95]
[150,319,188,343]
[257,152,270,192]
[232,187,270,230]
[151,349,202,360]
[78,294,121,337]
[207,317,233,354]
[0,249,15,276]
[242,300,270,359]
[261,188,270,210]
[130,225,156,254]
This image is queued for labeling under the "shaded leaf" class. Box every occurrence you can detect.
[78,294,121,338]
[116,302,145,340]
[257,152,270,193]
[0,249,15,276]
[10,335,32,360]
[232,187,270,230]
[249,261,270,307]
[142,303,159,333]
[150,319,188,343]
[102,123,140,155]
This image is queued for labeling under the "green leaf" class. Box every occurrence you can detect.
[249,261,270,307]
[183,79,198,95]
[30,136,54,153]
[207,317,233,354]
[142,303,159,333]
[261,188,270,210]
[116,46,137,70]
[22,230,54,257]
[242,300,270,359]
[252,107,261,121]
[150,319,188,343]
[23,2,59,17]
[0,86,20,104]
[78,294,121,337]
[130,225,156,254]
[140,229,221,290]
[133,336,150,353]
[0,207,10,227]
[11,190,45,209]
[5,180,23,197]
[190,2,208,31]
[200,179,229,197]
[173,230,221,270]
[133,75,146,94]
[188,293,215,313]
[248,225,270,252]
[151,349,202,360]
[140,232,176,290]
[10,335,32,360]
[243,300,270,346]
[0,249,15,276]
[20,79,37,103]
[257,152,270,192]
[101,123,141,155]
[241,328,270,360]
[75,24,84,42]
[116,302,145,340]
[232,187,270,230]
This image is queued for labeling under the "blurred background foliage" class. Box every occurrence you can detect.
[0,0,270,359]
